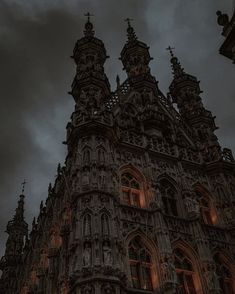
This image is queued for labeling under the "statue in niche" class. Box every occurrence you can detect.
[103,242,112,266]
[185,195,200,215]
[161,257,177,284]
[101,214,109,236]
[224,207,233,222]
[39,249,49,269]
[82,285,93,294]
[82,167,90,186]
[206,268,220,291]
[99,171,105,188]
[83,243,92,267]
[83,214,91,237]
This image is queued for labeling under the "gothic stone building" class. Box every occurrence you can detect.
[0,17,235,294]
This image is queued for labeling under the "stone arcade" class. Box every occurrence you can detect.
[0,16,235,294]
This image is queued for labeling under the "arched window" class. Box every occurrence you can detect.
[83,214,91,237]
[128,237,153,290]
[214,253,234,294]
[174,248,197,294]
[121,172,142,207]
[160,179,178,216]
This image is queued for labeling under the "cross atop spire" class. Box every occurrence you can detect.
[21,179,27,194]
[125,18,134,27]
[125,17,137,43]
[166,46,175,58]
[84,12,95,37]
[84,12,94,23]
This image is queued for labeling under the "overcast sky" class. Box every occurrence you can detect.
[0,0,234,258]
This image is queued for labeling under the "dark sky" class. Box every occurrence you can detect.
[0,0,234,257]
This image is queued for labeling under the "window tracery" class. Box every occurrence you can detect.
[174,248,197,294]
[128,237,153,290]
[121,172,143,207]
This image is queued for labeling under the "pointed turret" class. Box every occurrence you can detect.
[120,19,154,83]
[168,47,221,161]
[0,192,28,293]
[70,13,110,116]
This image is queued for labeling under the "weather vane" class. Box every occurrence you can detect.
[166,46,175,58]
[84,12,94,22]
[21,179,27,194]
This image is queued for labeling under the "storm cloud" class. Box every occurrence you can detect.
[0,0,234,257]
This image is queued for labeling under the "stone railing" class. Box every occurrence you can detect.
[164,215,191,237]
[106,79,131,110]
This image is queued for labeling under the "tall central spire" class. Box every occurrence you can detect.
[120,18,153,80]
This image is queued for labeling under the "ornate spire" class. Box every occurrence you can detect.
[125,18,137,43]
[13,194,25,223]
[84,12,95,37]
[166,46,185,78]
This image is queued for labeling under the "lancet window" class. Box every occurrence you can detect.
[214,254,234,294]
[128,237,153,290]
[121,172,143,208]
[174,248,197,294]
[160,179,178,216]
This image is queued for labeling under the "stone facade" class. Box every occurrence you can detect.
[0,17,235,294]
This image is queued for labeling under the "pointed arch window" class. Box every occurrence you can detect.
[121,172,142,207]
[160,180,178,216]
[174,248,197,294]
[214,253,234,294]
[128,237,153,290]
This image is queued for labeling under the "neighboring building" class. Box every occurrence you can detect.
[217,8,235,63]
[0,16,235,294]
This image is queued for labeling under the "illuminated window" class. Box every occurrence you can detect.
[121,173,142,207]
[214,254,234,294]
[129,237,153,290]
[160,180,178,216]
[174,249,197,294]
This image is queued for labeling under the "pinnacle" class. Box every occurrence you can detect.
[125,18,138,43]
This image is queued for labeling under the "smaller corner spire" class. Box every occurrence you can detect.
[84,12,95,37]
[166,46,185,78]
[21,179,27,194]
[125,18,137,43]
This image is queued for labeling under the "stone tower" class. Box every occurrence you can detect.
[0,16,235,294]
